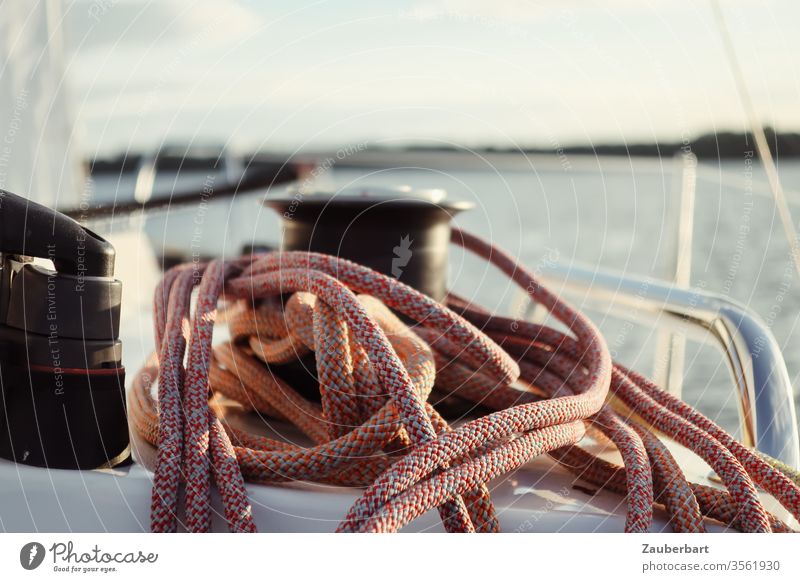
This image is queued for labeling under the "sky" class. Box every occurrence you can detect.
[59,0,800,156]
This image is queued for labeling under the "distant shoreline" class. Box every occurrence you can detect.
[392,130,800,160]
[87,130,800,175]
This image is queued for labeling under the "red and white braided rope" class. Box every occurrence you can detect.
[128,228,798,533]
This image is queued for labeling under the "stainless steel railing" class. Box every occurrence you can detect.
[536,262,800,469]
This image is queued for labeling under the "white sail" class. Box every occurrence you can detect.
[0,0,81,207]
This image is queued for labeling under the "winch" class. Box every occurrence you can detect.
[0,190,128,470]
[264,185,473,301]
[263,185,473,395]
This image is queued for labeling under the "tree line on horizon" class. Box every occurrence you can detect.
[405,129,800,159]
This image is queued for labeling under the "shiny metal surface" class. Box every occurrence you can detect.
[652,151,697,397]
[537,262,800,469]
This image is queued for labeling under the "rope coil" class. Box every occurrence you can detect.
[129,229,799,533]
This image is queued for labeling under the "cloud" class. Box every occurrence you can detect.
[403,0,545,24]
[66,0,262,50]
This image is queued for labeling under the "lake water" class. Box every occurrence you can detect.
[90,152,800,440]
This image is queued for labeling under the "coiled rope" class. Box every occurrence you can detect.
[129,229,799,533]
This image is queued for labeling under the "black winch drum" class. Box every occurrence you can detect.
[263,185,473,396]
[0,189,129,470]
[264,186,473,301]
